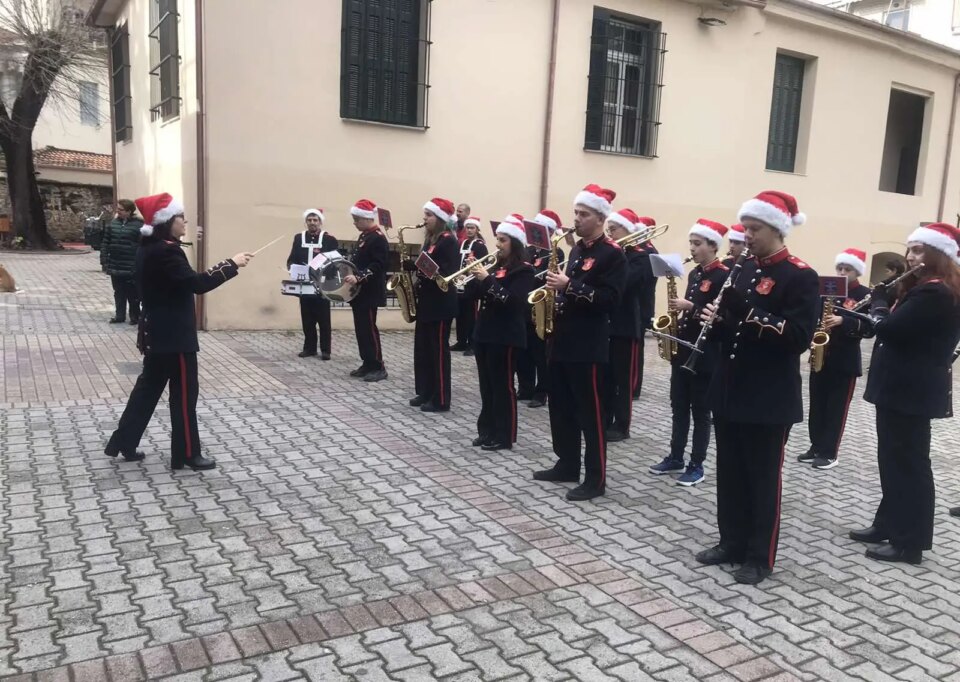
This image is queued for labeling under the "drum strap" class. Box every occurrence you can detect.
[301,230,328,262]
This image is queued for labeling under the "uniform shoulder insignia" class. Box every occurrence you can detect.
[787,256,810,269]
[718,263,730,271]
[604,237,623,250]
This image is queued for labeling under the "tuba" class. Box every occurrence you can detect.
[528,228,575,340]
[652,256,693,361]
[386,224,423,324]
[809,297,833,372]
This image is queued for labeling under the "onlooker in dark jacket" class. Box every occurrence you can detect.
[101,199,144,324]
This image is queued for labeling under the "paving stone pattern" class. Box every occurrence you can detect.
[0,252,958,681]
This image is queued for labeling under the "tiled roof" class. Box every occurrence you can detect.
[32,146,113,173]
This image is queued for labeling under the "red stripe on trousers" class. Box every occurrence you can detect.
[438,321,446,406]
[768,431,787,568]
[178,353,193,460]
[591,364,606,486]
[507,347,517,442]
[369,309,381,362]
[833,377,857,459]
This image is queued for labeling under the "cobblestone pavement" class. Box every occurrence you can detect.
[1,252,959,681]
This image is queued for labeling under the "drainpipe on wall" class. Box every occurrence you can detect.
[194,0,208,330]
[937,72,960,222]
[105,27,119,203]
[538,0,560,209]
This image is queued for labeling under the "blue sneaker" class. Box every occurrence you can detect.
[649,457,685,475]
[677,463,705,487]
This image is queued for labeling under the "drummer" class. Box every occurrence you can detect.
[286,208,338,360]
[343,199,389,381]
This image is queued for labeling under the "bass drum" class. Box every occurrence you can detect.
[310,257,360,303]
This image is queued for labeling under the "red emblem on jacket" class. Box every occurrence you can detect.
[534,258,543,267]
[582,257,595,271]
[843,298,856,310]
[495,268,506,279]
[756,277,775,295]
[699,280,712,293]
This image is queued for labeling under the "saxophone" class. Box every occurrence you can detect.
[386,224,423,324]
[528,228,575,340]
[652,256,693,361]
[809,297,833,373]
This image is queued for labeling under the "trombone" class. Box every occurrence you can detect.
[436,252,499,292]
[612,223,670,247]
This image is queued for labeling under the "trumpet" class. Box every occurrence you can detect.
[436,252,499,292]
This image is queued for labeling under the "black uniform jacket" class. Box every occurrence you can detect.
[864,279,960,419]
[286,230,339,267]
[672,259,729,373]
[708,248,820,424]
[527,245,566,277]
[468,262,537,348]
[137,240,238,354]
[415,232,459,322]
[635,241,658,331]
[350,228,388,308]
[820,281,870,376]
[548,235,627,364]
[609,245,652,339]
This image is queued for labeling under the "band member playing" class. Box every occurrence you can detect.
[650,220,729,486]
[286,208,338,360]
[452,217,489,356]
[343,199,388,382]
[632,216,659,401]
[105,193,253,470]
[799,248,870,469]
[603,208,646,442]
[518,209,564,407]
[406,197,459,412]
[455,203,471,241]
[848,223,960,565]
[469,216,537,450]
[696,191,819,585]
[533,184,626,501]
[722,223,746,268]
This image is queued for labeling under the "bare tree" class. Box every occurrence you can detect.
[0,0,105,249]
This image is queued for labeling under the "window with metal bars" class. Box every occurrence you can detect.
[584,8,666,158]
[79,81,99,127]
[111,24,132,142]
[149,0,180,122]
[766,54,805,173]
[340,0,431,128]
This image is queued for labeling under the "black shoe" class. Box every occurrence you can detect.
[848,526,888,543]
[472,436,492,447]
[734,562,772,585]
[420,402,450,413]
[606,429,628,443]
[866,545,922,565]
[528,395,546,408]
[951,507,960,518]
[797,448,817,463]
[517,391,534,401]
[409,395,428,407]
[481,441,511,451]
[450,342,467,351]
[350,366,370,377]
[695,545,743,566]
[566,484,604,501]
[128,318,139,326]
[172,456,216,471]
[321,352,331,361]
[109,317,125,324]
[463,348,475,357]
[363,369,388,382]
[298,351,317,358]
[532,468,579,483]
[104,444,145,462]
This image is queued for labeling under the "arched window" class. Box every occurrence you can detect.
[869,251,906,285]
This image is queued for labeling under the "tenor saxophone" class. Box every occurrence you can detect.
[809,297,833,373]
[652,256,693,361]
[528,228,575,340]
[386,224,423,324]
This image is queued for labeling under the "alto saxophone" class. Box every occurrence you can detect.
[809,297,833,373]
[652,256,693,361]
[386,224,423,324]
[528,228,575,340]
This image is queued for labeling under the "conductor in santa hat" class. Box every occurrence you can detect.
[105,193,253,471]
[286,208,339,360]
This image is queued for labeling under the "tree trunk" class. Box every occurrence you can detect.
[3,137,57,250]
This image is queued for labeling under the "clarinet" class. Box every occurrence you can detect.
[681,249,751,375]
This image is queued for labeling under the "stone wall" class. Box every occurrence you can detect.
[0,180,113,243]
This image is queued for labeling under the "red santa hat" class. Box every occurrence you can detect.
[533,210,562,233]
[495,214,527,247]
[835,248,867,276]
[907,222,960,263]
[464,216,482,229]
[738,190,805,237]
[636,216,656,228]
[607,208,641,233]
[728,223,746,243]
[574,184,616,217]
[424,197,455,224]
[689,219,728,247]
[135,193,185,236]
[349,199,377,220]
[303,208,326,224]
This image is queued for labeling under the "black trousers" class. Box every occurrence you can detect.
[108,352,201,466]
[414,319,452,408]
[808,371,857,458]
[455,296,478,347]
[299,296,331,355]
[669,365,712,464]
[517,324,548,399]
[111,275,140,321]
[605,337,638,434]
[475,343,518,444]
[547,361,607,489]
[714,418,790,568]
[351,305,384,370]
[632,334,646,399]
[872,407,934,551]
